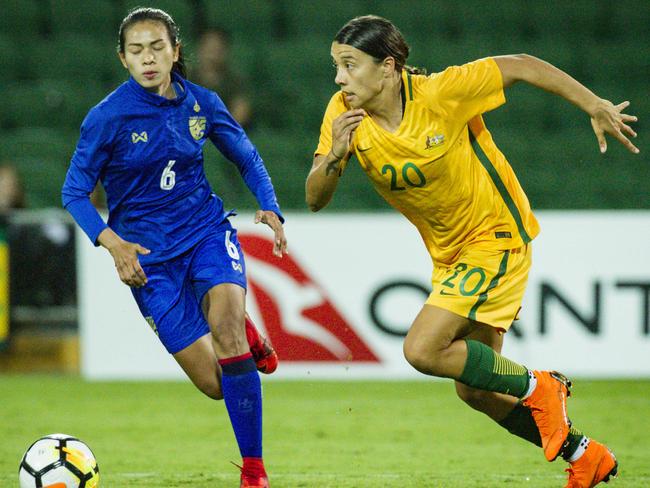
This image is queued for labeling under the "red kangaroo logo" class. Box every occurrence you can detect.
[239,234,380,362]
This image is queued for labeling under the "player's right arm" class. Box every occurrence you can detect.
[306,106,365,212]
[62,107,149,288]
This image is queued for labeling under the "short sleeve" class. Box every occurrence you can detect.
[315,92,348,157]
[422,57,505,123]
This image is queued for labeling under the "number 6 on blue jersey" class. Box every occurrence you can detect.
[160,160,176,190]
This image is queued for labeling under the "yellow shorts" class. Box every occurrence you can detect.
[426,243,532,332]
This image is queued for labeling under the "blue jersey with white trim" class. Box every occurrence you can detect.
[62,72,282,265]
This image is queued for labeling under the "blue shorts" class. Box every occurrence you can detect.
[131,220,247,354]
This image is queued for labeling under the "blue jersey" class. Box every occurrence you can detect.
[62,72,283,265]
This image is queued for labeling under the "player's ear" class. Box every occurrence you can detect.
[118,51,128,69]
[382,56,396,77]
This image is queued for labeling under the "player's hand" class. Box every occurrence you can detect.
[98,228,150,287]
[109,240,150,287]
[590,100,639,154]
[331,109,366,160]
[254,210,287,258]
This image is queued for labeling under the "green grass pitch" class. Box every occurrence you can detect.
[1,376,649,487]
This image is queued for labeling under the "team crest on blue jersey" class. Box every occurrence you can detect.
[425,134,445,149]
[131,131,148,143]
[189,116,207,140]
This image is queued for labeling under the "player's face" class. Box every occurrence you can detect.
[331,42,385,109]
[119,21,179,92]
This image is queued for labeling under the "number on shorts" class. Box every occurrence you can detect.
[441,263,487,296]
[225,230,240,260]
[459,268,487,296]
[441,263,468,289]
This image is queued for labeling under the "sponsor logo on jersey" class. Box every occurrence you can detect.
[425,133,445,149]
[131,131,148,143]
[189,116,207,140]
[239,233,381,363]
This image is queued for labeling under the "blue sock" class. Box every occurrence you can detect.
[218,354,262,459]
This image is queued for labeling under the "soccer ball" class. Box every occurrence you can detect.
[18,433,100,488]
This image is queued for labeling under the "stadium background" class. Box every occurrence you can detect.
[0,1,649,486]
[1,0,648,210]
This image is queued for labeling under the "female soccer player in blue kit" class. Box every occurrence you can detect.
[62,8,283,488]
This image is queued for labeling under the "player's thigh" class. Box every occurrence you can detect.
[192,220,247,315]
[403,304,506,378]
[403,304,474,375]
[202,282,248,357]
[404,305,472,353]
[173,333,223,400]
[189,222,248,357]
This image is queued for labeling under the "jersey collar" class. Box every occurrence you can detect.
[127,71,188,107]
[400,69,414,102]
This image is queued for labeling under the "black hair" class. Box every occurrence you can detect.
[118,7,186,78]
[334,15,426,75]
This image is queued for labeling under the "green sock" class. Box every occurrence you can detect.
[562,426,586,461]
[459,339,529,397]
[498,403,542,447]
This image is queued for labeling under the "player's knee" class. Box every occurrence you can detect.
[210,310,247,355]
[403,340,443,376]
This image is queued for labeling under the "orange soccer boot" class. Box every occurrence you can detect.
[245,313,278,374]
[522,370,572,461]
[565,439,618,488]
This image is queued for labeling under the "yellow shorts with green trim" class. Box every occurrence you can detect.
[426,243,532,331]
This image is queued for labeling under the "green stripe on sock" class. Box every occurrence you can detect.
[460,339,529,397]
[493,353,527,377]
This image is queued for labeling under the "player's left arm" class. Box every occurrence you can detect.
[205,91,287,257]
[493,54,639,154]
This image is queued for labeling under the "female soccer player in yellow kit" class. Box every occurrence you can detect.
[306,15,639,488]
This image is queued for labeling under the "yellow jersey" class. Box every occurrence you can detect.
[316,57,540,266]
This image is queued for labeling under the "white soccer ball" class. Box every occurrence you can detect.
[18,433,100,488]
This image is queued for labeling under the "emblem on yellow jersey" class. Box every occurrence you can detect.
[189,116,207,140]
[131,131,148,143]
[193,101,201,112]
[425,134,445,149]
